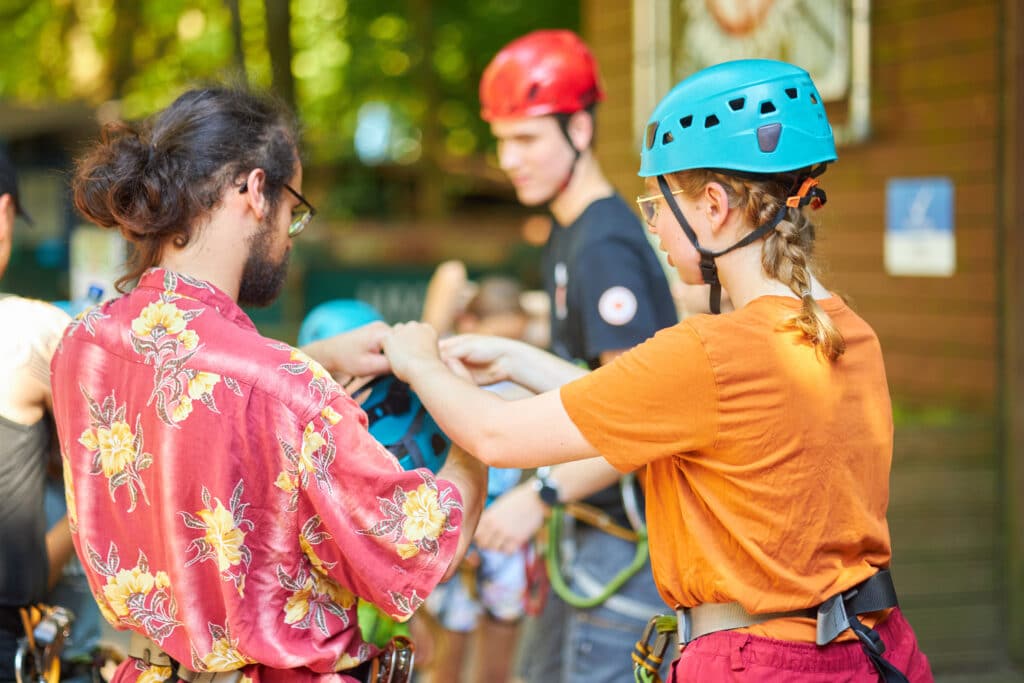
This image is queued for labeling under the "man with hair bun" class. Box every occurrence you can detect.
[50,86,487,683]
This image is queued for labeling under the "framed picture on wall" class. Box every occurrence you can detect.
[672,0,850,100]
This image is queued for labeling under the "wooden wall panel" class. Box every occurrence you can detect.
[585,0,1002,408]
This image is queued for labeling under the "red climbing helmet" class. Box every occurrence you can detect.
[480,29,605,122]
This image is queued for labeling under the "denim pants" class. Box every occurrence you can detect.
[514,525,672,683]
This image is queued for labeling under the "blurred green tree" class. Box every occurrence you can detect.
[0,0,579,219]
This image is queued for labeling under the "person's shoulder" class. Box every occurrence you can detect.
[185,321,340,413]
[0,295,71,340]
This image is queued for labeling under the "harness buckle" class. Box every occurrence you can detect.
[815,592,849,646]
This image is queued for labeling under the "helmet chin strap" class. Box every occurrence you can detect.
[656,174,787,314]
[543,116,585,210]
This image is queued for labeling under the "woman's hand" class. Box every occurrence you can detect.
[381,321,443,383]
[439,334,523,387]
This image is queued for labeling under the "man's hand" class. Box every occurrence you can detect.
[474,482,547,555]
[301,321,391,378]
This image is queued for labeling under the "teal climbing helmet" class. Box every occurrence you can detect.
[297,299,383,346]
[297,299,452,474]
[639,59,836,178]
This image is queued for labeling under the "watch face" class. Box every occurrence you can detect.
[539,482,560,507]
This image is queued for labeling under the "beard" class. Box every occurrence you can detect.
[238,213,290,308]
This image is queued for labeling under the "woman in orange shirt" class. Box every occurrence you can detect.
[382,59,933,682]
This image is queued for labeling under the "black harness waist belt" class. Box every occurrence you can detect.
[675,569,898,646]
[816,569,899,645]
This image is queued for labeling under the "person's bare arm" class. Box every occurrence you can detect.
[384,323,600,469]
[421,260,471,334]
[45,516,75,591]
[435,444,489,582]
[475,457,622,554]
[440,335,587,394]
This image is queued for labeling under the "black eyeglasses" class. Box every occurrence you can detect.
[239,180,317,237]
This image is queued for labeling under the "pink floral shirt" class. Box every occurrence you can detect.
[50,269,463,682]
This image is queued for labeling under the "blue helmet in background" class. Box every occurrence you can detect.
[298,299,384,346]
[639,59,836,178]
[352,376,451,473]
[298,299,451,474]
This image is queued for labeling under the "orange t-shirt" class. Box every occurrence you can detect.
[560,295,893,642]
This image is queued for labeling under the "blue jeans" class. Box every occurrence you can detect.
[514,525,673,683]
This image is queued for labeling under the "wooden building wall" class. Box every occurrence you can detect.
[582,0,1021,677]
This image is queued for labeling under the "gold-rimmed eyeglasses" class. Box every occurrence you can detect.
[239,180,317,237]
[635,188,686,228]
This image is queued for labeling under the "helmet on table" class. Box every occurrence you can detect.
[298,299,451,473]
[638,60,836,314]
[480,29,605,122]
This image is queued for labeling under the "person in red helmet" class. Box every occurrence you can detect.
[475,29,678,683]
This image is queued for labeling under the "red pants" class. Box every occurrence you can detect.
[669,608,934,682]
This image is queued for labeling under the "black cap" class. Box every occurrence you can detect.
[0,150,33,226]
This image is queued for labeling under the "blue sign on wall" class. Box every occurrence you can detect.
[885,177,955,277]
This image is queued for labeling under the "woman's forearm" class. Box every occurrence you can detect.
[504,341,588,393]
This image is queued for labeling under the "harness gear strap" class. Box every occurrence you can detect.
[816,569,908,683]
[14,605,72,683]
[562,501,639,544]
[656,169,828,315]
[129,632,416,683]
[543,503,649,609]
[633,570,908,683]
[631,614,676,683]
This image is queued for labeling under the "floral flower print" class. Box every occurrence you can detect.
[272,342,338,410]
[134,663,173,683]
[278,516,357,636]
[61,454,78,532]
[132,301,187,338]
[360,470,461,561]
[201,622,255,670]
[85,544,181,644]
[77,386,153,512]
[128,274,240,427]
[180,482,253,597]
[275,417,337,511]
[402,484,447,544]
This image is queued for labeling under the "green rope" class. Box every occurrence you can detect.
[544,504,650,608]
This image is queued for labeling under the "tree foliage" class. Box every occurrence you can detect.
[0,0,579,218]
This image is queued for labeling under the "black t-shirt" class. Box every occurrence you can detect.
[542,194,677,512]
[0,414,50,608]
[543,194,677,368]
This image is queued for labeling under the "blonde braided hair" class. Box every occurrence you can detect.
[669,169,845,361]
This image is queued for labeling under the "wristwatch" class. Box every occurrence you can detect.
[531,466,561,507]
